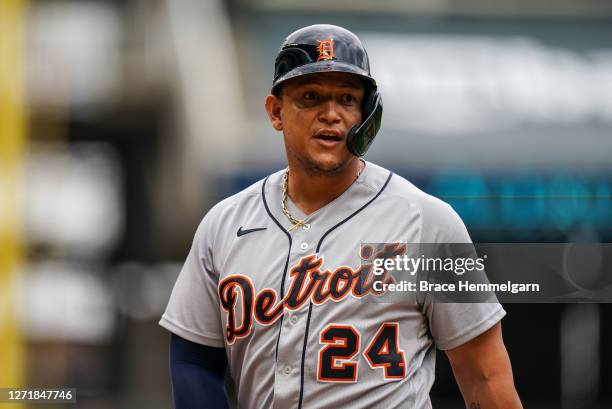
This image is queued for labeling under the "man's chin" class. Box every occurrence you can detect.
[302,155,353,176]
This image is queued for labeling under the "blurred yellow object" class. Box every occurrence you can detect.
[0,0,27,397]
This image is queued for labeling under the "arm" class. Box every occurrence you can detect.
[445,322,522,409]
[170,333,229,409]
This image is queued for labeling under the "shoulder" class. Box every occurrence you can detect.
[193,169,284,239]
[387,171,456,218]
[367,162,470,242]
[366,161,455,217]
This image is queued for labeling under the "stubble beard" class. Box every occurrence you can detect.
[291,148,353,177]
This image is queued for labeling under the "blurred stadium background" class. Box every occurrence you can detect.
[1,0,611,408]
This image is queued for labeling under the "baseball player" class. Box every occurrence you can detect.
[160,24,522,409]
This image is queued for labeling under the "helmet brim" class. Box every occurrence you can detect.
[271,60,377,95]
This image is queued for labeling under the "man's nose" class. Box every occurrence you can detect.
[318,99,341,123]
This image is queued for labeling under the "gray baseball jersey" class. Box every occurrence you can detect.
[160,161,506,409]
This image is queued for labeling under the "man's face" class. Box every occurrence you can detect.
[268,72,365,175]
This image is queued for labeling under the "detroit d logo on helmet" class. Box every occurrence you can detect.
[316,39,335,61]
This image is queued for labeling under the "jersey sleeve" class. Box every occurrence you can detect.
[420,201,506,351]
[159,211,225,348]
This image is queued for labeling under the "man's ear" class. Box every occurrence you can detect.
[265,94,283,131]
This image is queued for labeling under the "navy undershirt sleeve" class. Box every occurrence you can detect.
[170,333,228,409]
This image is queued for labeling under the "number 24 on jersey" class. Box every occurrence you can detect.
[318,322,407,382]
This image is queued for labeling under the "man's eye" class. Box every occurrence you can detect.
[342,94,357,104]
[303,91,318,100]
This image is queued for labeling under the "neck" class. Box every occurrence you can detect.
[287,157,363,215]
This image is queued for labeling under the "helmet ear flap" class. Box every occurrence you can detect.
[346,92,383,157]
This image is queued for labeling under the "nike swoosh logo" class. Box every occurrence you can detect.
[237,226,267,237]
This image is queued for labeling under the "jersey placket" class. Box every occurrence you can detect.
[273,221,316,409]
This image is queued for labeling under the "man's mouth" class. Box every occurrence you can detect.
[314,131,343,141]
[315,134,342,141]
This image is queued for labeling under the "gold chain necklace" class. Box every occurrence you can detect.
[281,162,363,232]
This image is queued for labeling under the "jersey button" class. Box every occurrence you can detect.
[283,366,292,375]
[290,315,298,325]
[300,242,308,251]
[302,223,311,230]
